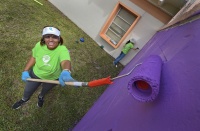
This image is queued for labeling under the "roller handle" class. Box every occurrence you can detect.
[27,78,88,87]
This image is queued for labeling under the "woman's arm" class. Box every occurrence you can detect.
[60,60,71,71]
[24,56,36,71]
[133,47,139,50]
[59,60,73,86]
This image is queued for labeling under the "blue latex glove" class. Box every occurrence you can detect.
[59,70,74,87]
[21,71,31,82]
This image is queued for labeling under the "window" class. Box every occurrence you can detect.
[100,2,140,48]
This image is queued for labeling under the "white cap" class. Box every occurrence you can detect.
[42,27,60,36]
[130,38,136,44]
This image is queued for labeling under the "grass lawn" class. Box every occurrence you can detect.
[0,0,123,130]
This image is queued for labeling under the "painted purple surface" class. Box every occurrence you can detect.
[127,55,162,102]
[73,18,200,131]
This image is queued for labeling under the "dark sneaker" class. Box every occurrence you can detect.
[12,99,28,109]
[37,95,44,108]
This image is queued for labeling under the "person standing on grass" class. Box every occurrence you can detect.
[113,38,139,67]
[12,26,74,109]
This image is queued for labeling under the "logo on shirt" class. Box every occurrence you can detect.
[42,55,51,66]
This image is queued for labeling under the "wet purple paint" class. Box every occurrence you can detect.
[73,16,200,131]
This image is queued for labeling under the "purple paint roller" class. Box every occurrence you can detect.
[127,55,163,102]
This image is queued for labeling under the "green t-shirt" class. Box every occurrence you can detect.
[32,42,70,80]
[122,42,134,54]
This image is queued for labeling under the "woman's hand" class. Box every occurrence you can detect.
[59,70,74,87]
[133,47,139,50]
[21,71,31,82]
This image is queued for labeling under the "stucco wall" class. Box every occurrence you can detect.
[49,0,164,65]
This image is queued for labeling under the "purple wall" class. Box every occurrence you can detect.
[73,17,200,131]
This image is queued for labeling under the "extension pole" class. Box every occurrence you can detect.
[27,78,88,87]
[111,63,142,80]
[27,63,142,87]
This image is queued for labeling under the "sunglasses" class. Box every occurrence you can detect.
[44,34,59,39]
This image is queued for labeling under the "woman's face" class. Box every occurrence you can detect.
[43,34,60,50]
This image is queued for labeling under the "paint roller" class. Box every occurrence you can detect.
[26,63,142,88]
[127,55,163,102]
[27,55,162,100]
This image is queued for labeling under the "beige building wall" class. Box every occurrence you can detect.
[49,0,196,65]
